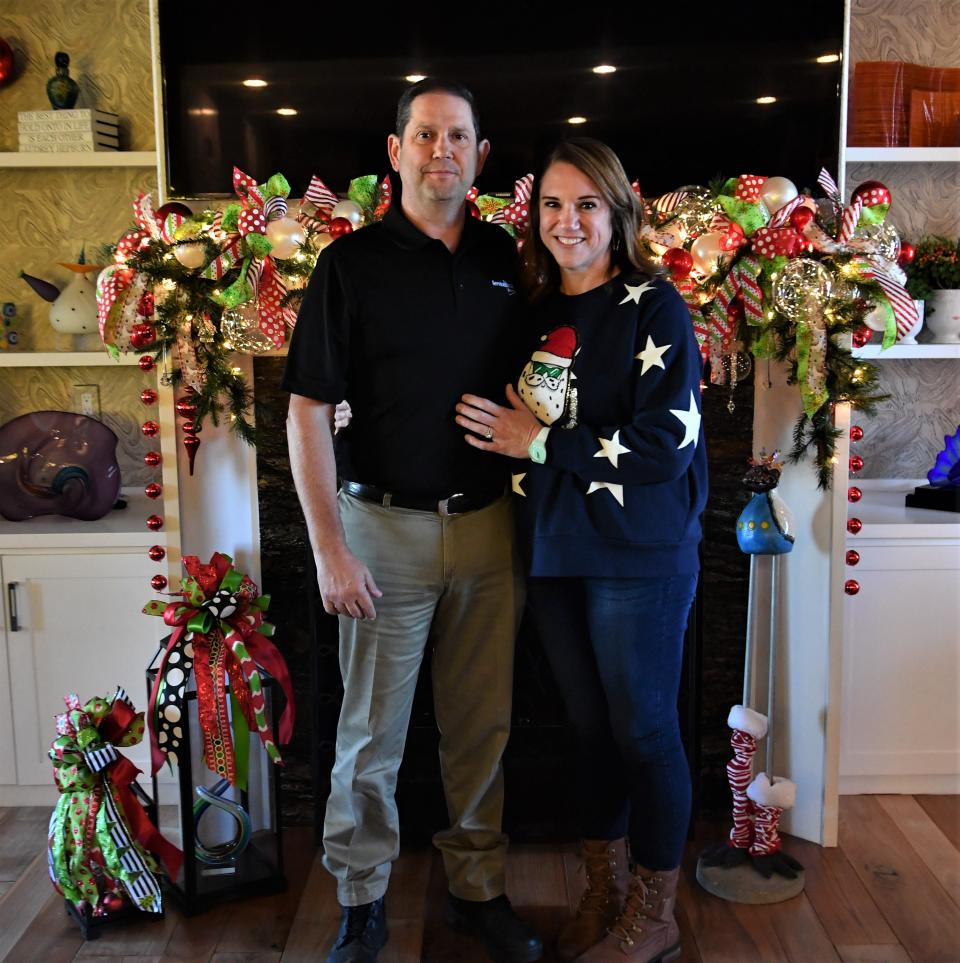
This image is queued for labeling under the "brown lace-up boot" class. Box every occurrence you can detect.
[557,839,628,962]
[577,864,681,962]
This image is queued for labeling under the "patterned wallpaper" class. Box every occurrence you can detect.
[849,0,960,479]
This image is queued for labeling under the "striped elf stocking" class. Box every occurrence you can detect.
[726,705,768,851]
[746,772,796,858]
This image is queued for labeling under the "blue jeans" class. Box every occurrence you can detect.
[527,574,697,870]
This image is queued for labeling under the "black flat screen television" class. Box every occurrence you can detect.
[158,1,845,200]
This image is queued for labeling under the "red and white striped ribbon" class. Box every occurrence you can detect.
[861,263,919,338]
[769,195,806,228]
[817,167,841,204]
[490,174,534,231]
[653,190,688,215]
[839,198,862,242]
[302,176,339,214]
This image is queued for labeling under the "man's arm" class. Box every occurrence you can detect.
[287,393,382,620]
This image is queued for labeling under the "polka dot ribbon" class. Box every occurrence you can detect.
[144,552,295,786]
[490,174,534,233]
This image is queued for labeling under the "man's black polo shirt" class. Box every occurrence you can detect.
[282,203,523,499]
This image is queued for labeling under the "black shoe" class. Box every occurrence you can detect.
[326,897,388,963]
[447,893,543,963]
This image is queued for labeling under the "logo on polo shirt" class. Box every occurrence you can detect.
[491,280,516,295]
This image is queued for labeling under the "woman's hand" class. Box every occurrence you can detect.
[456,384,542,459]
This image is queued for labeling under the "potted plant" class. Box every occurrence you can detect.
[904,236,960,342]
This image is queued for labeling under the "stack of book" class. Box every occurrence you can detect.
[17,109,120,153]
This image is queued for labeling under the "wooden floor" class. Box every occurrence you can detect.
[0,796,957,962]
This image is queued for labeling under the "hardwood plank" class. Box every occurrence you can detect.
[0,882,11,899]
[878,795,960,906]
[915,796,960,852]
[73,909,178,957]
[210,954,281,962]
[160,899,232,962]
[837,946,913,963]
[0,889,85,963]
[421,851,486,963]
[0,806,50,882]
[277,850,339,962]
[0,852,61,960]
[786,836,897,945]
[385,848,432,921]
[839,795,960,963]
[767,892,843,963]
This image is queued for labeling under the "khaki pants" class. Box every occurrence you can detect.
[322,490,523,906]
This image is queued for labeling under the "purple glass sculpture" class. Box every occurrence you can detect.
[0,411,121,521]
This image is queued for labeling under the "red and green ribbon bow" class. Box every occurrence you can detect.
[49,687,182,915]
[144,552,295,788]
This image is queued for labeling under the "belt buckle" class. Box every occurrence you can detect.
[438,493,466,516]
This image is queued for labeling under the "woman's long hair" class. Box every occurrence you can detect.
[520,137,658,303]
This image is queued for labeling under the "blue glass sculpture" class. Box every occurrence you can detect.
[0,411,121,521]
[927,426,960,487]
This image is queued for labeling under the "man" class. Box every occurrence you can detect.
[283,79,542,963]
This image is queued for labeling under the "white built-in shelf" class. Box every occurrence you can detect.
[853,343,960,360]
[847,481,960,539]
[0,151,157,169]
[0,488,170,550]
[845,147,960,163]
[0,350,139,367]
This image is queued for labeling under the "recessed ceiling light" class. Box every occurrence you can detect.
[243,78,268,88]
[755,96,777,105]
[816,53,840,64]
[276,107,298,116]
[406,74,427,83]
[567,116,588,125]
[592,64,616,75]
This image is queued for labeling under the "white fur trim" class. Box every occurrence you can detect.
[531,350,572,367]
[727,705,768,739]
[746,772,797,809]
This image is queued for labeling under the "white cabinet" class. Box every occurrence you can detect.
[0,551,169,799]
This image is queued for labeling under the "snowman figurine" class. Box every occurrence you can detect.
[21,248,103,349]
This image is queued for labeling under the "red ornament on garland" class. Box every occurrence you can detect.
[148,545,166,561]
[102,893,125,913]
[146,514,164,531]
[662,248,694,278]
[849,455,864,473]
[852,326,871,349]
[847,517,863,534]
[789,207,815,231]
[140,388,158,406]
[467,200,481,220]
[130,323,155,349]
[138,355,156,372]
[850,424,864,442]
[175,397,198,419]
[182,434,201,476]
[846,550,860,566]
[328,217,354,239]
[144,450,161,467]
[179,421,201,434]
[141,420,159,438]
[844,579,860,596]
[145,483,162,499]
[898,242,916,266]
[848,486,862,503]
[851,180,891,208]
[136,292,155,317]
[150,574,168,591]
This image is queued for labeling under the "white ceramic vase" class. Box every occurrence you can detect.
[925,289,960,343]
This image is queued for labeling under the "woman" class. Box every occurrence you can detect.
[455,138,707,963]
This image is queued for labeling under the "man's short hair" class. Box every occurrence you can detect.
[395,78,482,141]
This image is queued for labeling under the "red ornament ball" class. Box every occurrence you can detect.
[130,323,156,350]
[156,201,193,221]
[328,217,354,239]
[846,549,860,566]
[146,514,164,531]
[102,893,125,913]
[138,355,156,372]
[144,450,161,467]
[844,579,860,596]
[140,388,158,406]
[144,483,162,499]
[0,38,15,87]
[898,242,916,266]
[148,545,166,562]
[141,420,160,438]
[849,455,864,473]
[789,207,815,231]
[847,486,863,503]
[150,574,168,591]
[850,424,864,442]
[847,517,863,535]
[466,200,481,220]
[136,292,155,318]
[662,248,694,278]
[176,397,198,419]
[852,180,891,208]
[852,327,872,349]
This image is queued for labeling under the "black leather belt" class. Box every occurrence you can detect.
[341,481,501,516]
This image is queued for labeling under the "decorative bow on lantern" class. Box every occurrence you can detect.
[49,688,182,915]
[144,552,295,788]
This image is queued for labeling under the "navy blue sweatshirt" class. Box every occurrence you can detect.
[513,273,708,578]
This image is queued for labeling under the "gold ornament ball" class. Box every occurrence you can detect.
[759,176,798,215]
[266,216,307,260]
[315,233,334,252]
[174,241,206,270]
[331,199,364,227]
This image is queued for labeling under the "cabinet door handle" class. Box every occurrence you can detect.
[7,582,18,632]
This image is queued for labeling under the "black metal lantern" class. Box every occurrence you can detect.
[146,645,286,914]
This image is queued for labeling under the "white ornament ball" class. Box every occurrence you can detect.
[266,216,307,260]
[863,300,894,333]
[759,176,798,215]
[331,199,364,227]
[690,231,728,277]
[174,241,206,270]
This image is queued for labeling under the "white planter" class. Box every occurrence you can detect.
[925,289,960,343]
